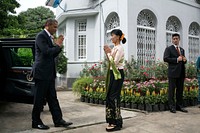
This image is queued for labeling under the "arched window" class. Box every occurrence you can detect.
[137,9,157,66]
[188,22,200,62]
[105,12,120,45]
[166,16,181,47]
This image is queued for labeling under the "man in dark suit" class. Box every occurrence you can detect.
[32,18,72,130]
[164,33,188,113]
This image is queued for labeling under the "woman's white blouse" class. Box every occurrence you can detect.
[107,44,124,69]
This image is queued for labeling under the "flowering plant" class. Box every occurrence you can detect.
[75,57,198,109]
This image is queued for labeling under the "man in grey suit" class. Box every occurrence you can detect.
[32,19,72,130]
[164,33,188,113]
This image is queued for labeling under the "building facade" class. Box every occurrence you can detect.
[56,0,200,85]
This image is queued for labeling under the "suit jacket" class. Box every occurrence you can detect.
[163,45,186,78]
[33,30,61,80]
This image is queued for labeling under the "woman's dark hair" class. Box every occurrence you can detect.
[111,29,126,44]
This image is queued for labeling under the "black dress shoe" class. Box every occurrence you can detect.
[176,108,188,113]
[32,123,49,130]
[55,119,73,127]
[106,126,121,132]
[170,108,176,113]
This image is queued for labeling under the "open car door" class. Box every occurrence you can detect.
[0,38,35,104]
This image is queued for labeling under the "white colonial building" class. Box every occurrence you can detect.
[55,0,200,86]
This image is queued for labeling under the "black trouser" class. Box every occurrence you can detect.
[32,79,62,124]
[168,77,184,108]
[106,69,124,127]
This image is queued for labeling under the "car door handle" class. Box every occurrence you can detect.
[26,73,33,82]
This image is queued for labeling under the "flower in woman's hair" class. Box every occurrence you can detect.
[120,33,125,40]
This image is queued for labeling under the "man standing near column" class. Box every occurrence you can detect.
[32,18,73,130]
[164,33,188,113]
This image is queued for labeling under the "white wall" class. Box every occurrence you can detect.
[100,0,128,60]
[127,0,200,60]
[56,0,200,78]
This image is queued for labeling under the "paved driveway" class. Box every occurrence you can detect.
[0,91,200,133]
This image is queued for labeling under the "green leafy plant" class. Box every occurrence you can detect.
[56,50,68,74]
[72,77,93,95]
[186,62,197,79]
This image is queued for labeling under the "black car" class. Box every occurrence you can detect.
[0,38,35,103]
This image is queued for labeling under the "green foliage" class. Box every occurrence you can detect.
[99,92,106,100]
[17,48,33,66]
[80,57,197,82]
[130,95,140,104]
[18,6,55,32]
[0,5,55,38]
[72,77,93,95]
[2,28,27,38]
[124,57,151,82]
[56,50,68,74]
[79,60,108,78]
[153,61,168,80]
[10,48,33,66]
[124,56,138,81]
[186,62,197,79]
[0,0,20,35]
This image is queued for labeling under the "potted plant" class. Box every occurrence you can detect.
[93,91,100,104]
[99,92,106,105]
[157,95,167,111]
[144,95,153,112]
[144,90,153,112]
[188,86,198,106]
[124,95,131,108]
[130,95,138,109]
[151,91,159,112]
[157,88,168,111]
[138,96,145,110]
[72,77,93,96]
[120,96,125,108]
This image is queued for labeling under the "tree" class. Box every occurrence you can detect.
[18,6,55,37]
[2,15,25,38]
[0,0,20,35]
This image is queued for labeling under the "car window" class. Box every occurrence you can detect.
[10,47,33,67]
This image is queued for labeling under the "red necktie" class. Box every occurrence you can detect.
[176,47,181,56]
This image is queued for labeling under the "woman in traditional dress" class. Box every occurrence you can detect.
[104,29,126,132]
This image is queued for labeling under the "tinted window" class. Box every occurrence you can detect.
[10,48,33,67]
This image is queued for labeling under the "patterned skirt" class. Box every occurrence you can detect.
[106,69,124,127]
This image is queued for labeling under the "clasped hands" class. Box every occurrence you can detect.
[54,35,64,47]
[178,55,187,62]
[104,45,111,54]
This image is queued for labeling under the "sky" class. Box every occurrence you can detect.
[15,0,56,14]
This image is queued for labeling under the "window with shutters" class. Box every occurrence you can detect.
[137,9,157,66]
[105,12,120,46]
[76,20,87,60]
[188,22,200,62]
[166,16,181,47]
